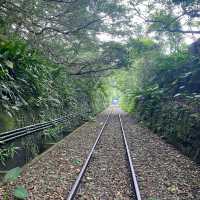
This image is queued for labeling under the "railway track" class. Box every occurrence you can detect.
[66,111,141,200]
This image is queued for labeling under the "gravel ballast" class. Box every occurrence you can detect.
[1,110,110,200]
[1,107,200,200]
[76,111,133,200]
[122,112,200,200]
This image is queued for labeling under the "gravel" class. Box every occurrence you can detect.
[122,112,200,200]
[76,111,133,200]
[2,107,200,200]
[1,110,110,200]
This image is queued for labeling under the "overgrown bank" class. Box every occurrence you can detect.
[0,35,111,168]
[117,38,200,163]
[0,0,131,168]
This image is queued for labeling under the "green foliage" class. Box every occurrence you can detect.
[117,36,200,162]
[0,112,16,132]
[172,0,197,5]
[4,167,22,182]
[0,33,111,165]
[135,93,200,162]
[148,11,181,32]
[154,50,189,70]
[72,159,81,166]
[2,191,9,200]
[128,38,158,57]
[0,145,18,166]
[91,78,112,113]
[0,34,107,124]
[101,42,129,68]
[4,167,28,199]
[14,186,28,199]
[0,35,51,117]
[43,125,63,141]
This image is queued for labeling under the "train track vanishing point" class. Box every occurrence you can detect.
[66,111,142,200]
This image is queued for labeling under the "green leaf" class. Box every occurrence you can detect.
[4,167,22,182]
[148,198,158,200]
[6,111,13,118]
[48,96,60,104]
[72,159,81,165]
[4,60,14,69]
[12,106,20,111]
[14,186,28,199]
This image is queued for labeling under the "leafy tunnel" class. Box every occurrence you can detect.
[0,0,200,173]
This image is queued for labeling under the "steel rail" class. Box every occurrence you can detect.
[118,114,142,200]
[0,116,68,145]
[66,112,111,200]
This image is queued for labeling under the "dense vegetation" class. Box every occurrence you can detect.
[116,38,200,163]
[0,34,113,166]
[0,0,200,167]
[0,0,128,166]
[115,0,200,163]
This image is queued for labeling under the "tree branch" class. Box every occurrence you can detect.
[44,0,78,3]
[33,17,104,35]
[156,28,200,34]
[69,66,121,75]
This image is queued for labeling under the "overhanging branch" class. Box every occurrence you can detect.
[33,17,104,35]
[156,28,200,34]
[44,0,78,3]
[69,66,121,75]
